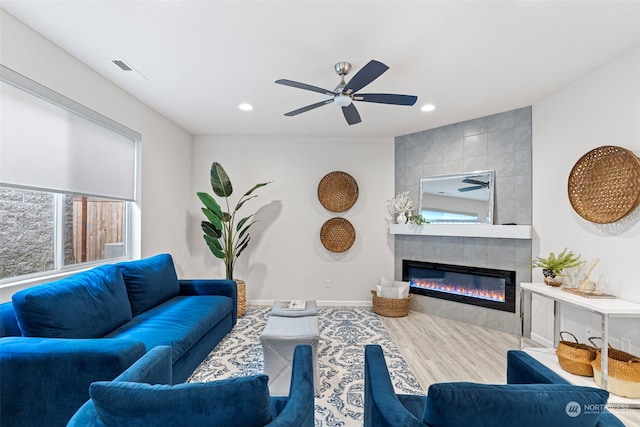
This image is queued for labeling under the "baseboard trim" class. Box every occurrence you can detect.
[248,299,372,307]
[530,332,553,348]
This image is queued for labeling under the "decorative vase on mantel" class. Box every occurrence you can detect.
[235,279,247,317]
[396,211,408,224]
[542,269,563,287]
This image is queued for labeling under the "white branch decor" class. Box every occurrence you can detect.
[387,191,414,217]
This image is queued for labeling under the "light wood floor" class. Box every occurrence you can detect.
[380,310,640,426]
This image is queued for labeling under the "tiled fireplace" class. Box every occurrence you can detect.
[393,107,533,334]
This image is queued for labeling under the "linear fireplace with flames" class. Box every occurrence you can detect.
[402,260,516,313]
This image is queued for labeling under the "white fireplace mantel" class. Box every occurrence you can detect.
[389,223,532,239]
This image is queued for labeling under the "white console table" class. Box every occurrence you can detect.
[520,282,640,403]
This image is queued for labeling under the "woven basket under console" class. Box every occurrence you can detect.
[591,342,640,398]
[555,331,597,377]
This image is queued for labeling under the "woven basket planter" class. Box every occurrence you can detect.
[371,290,412,317]
[235,279,246,318]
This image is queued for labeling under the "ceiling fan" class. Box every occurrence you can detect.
[458,178,490,192]
[275,60,417,125]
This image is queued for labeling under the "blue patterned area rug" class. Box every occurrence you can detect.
[188,306,423,426]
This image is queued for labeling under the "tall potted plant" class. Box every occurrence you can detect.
[197,162,271,315]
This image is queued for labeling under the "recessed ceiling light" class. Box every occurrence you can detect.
[238,103,253,111]
[421,104,436,112]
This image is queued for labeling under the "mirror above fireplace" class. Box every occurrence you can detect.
[418,170,495,224]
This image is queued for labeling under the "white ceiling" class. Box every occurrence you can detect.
[2,1,640,137]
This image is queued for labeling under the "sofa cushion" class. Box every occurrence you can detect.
[11,265,132,338]
[105,295,233,363]
[90,375,272,427]
[422,382,609,427]
[118,253,179,316]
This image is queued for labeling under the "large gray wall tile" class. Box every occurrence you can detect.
[464,117,488,136]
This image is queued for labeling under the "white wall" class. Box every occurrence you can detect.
[532,46,640,352]
[0,10,193,298]
[189,136,395,304]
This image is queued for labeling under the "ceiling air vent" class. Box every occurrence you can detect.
[111,59,148,81]
[112,59,133,71]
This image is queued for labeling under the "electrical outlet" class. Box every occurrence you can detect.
[585,326,594,338]
[620,337,631,353]
[324,279,330,288]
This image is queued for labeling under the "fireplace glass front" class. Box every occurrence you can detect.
[402,260,516,313]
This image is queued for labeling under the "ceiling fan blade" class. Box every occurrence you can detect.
[275,79,336,96]
[343,60,389,94]
[458,186,483,192]
[284,99,334,116]
[355,93,418,106]
[342,103,361,125]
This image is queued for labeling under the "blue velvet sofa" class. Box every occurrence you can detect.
[67,344,315,426]
[0,254,237,427]
[363,345,624,427]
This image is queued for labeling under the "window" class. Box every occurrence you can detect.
[0,65,140,283]
[0,189,127,280]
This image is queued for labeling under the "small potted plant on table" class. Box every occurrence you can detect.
[530,248,583,287]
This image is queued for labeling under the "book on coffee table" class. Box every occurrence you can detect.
[281,300,307,310]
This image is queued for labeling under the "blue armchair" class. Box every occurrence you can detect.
[363,344,622,427]
[68,344,315,426]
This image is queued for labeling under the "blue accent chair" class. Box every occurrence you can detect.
[67,344,315,427]
[363,344,623,427]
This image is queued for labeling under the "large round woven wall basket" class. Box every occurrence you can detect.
[317,171,359,212]
[320,217,355,253]
[568,145,640,224]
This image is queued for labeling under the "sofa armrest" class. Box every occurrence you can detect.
[506,350,568,385]
[0,302,21,337]
[0,337,146,427]
[178,279,237,325]
[267,345,315,427]
[364,344,424,427]
[67,346,173,427]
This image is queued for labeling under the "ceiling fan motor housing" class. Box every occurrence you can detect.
[334,62,352,76]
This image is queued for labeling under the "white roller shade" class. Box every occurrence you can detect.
[0,68,138,201]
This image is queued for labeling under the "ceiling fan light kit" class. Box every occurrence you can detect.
[275,60,418,125]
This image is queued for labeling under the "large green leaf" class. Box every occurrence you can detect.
[204,235,226,259]
[201,208,223,230]
[197,192,223,219]
[234,181,272,211]
[234,195,257,212]
[210,162,233,198]
[201,221,222,239]
[242,181,272,197]
[237,220,256,240]
[235,236,250,258]
[236,215,254,232]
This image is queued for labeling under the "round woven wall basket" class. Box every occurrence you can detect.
[568,145,640,224]
[317,171,359,212]
[320,217,355,253]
